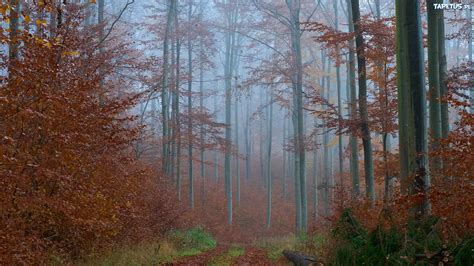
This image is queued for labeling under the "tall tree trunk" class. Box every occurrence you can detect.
[260,89,266,187]
[8,0,20,64]
[468,8,473,113]
[312,118,318,220]
[282,115,287,199]
[234,55,241,205]
[187,1,194,209]
[199,50,205,204]
[266,92,274,228]
[438,8,449,140]
[351,0,375,202]
[245,98,251,182]
[175,45,182,203]
[345,0,360,197]
[170,24,177,188]
[321,50,330,216]
[224,1,238,225]
[235,93,241,205]
[288,0,307,233]
[173,4,182,201]
[162,1,175,177]
[334,0,344,179]
[395,0,429,218]
[427,0,442,175]
[374,0,391,200]
[214,95,220,182]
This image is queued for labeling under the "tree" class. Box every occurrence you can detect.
[8,0,20,63]
[161,0,176,177]
[266,90,274,228]
[427,0,442,174]
[234,49,242,205]
[222,0,240,225]
[437,5,448,140]
[187,0,194,209]
[334,0,344,178]
[395,0,428,217]
[345,0,360,197]
[287,0,307,233]
[351,0,375,202]
[468,8,473,112]
[198,0,206,205]
[0,3,179,262]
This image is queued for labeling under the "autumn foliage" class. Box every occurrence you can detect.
[0,3,178,264]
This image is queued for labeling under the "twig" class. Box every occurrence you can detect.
[95,0,135,49]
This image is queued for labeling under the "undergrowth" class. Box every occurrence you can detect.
[324,208,473,265]
[208,246,245,265]
[255,234,317,261]
[81,227,216,265]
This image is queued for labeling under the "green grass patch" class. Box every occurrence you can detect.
[255,235,302,261]
[82,241,176,266]
[208,246,245,266]
[170,227,217,254]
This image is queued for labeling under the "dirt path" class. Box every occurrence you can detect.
[170,245,290,265]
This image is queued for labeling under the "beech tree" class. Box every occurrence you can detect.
[395,0,428,216]
[345,0,360,196]
[427,0,443,175]
[351,0,375,202]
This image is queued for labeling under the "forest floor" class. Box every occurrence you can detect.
[84,228,298,265]
[171,244,288,265]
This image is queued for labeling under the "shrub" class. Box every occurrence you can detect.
[327,209,472,265]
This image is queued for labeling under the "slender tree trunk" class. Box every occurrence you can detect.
[162,1,175,177]
[326,55,334,211]
[427,0,442,176]
[187,2,194,209]
[374,0,391,200]
[282,115,287,198]
[170,24,177,188]
[8,0,20,63]
[312,118,318,220]
[198,0,206,204]
[175,45,182,202]
[468,8,473,113]
[174,4,182,201]
[334,0,344,179]
[245,98,251,182]
[224,1,238,225]
[235,94,241,205]
[321,50,330,216]
[351,0,375,202]
[214,94,219,182]
[345,0,360,197]
[438,8,449,139]
[234,50,241,205]
[199,47,205,204]
[266,92,274,228]
[260,89,266,187]
[288,0,307,233]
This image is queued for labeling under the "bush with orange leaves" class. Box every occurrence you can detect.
[0,4,178,264]
[429,61,474,242]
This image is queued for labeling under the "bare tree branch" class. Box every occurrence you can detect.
[95,0,135,49]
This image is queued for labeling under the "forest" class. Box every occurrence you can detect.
[0,0,473,265]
